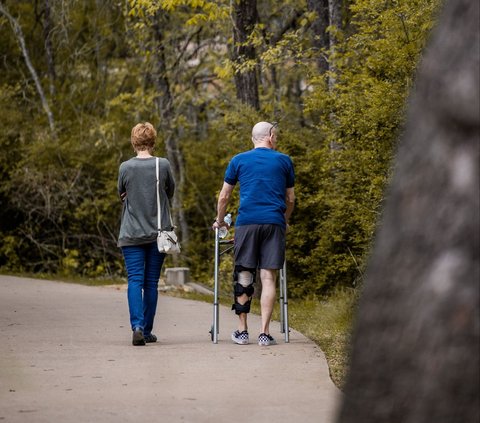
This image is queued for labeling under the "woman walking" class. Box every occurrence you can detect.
[118,122,175,345]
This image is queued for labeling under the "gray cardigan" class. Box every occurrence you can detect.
[117,157,175,247]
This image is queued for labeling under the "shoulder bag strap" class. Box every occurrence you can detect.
[156,158,161,232]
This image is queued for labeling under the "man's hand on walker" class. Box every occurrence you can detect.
[212,219,229,231]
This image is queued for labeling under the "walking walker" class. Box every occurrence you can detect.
[210,228,234,343]
[210,227,290,344]
[278,260,290,342]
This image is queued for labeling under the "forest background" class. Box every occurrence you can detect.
[0,0,442,298]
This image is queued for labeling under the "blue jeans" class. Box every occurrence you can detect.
[122,242,166,336]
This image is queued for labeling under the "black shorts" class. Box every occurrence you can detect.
[234,224,286,270]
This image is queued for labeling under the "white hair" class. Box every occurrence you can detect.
[252,121,274,143]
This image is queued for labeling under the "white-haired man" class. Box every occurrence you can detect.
[212,121,295,346]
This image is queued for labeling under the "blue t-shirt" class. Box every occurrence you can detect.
[224,147,295,227]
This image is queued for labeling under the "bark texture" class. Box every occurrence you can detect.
[42,0,56,96]
[338,1,480,422]
[151,12,189,244]
[231,0,260,110]
[327,0,342,88]
[0,2,55,133]
[307,0,329,74]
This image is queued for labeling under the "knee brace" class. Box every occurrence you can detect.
[231,265,255,315]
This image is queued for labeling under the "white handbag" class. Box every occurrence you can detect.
[156,158,180,254]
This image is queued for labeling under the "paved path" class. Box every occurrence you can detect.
[0,275,341,423]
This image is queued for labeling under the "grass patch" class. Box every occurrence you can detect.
[0,270,127,286]
[283,289,357,388]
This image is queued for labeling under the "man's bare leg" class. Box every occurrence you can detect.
[260,269,277,334]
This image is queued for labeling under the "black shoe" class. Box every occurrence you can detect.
[132,327,145,346]
[144,334,157,343]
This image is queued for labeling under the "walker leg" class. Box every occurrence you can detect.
[212,228,220,343]
[281,260,289,343]
[279,267,285,333]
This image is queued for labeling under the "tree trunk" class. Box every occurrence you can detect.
[151,12,189,244]
[328,0,342,40]
[327,0,342,89]
[0,2,56,134]
[231,0,260,110]
[307,0,329,74]
[42,0,56,97]
[338,1,479,422]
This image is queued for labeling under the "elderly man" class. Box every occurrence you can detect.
[212,121,295,346]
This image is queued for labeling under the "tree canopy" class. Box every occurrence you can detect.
[0,0,442,295]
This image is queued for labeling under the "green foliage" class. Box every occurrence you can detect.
[0,0,128,276]
[0,0,441,298]
[289,0,442,295]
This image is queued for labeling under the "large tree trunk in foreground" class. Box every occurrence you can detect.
[338,1,479,423]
